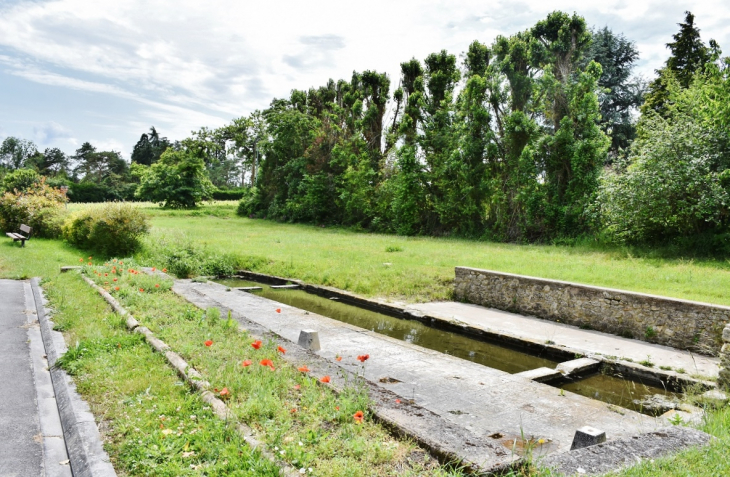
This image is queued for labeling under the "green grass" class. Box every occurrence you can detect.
[122,201,730,305]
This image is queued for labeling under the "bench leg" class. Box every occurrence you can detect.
[20,239,25,247]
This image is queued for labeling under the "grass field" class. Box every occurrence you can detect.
[123,201,730,305]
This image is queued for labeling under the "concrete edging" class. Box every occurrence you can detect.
[78,274,301,477]
[30,278,117,477]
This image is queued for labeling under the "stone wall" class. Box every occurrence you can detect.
[454,267,730,356]
[720,326,730,389]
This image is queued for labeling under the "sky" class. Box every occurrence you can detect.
[1,0,729,158]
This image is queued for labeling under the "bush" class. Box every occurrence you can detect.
[138,233,241,278]
[236,187,259,217]
[69,181,137,203]
[212,187,249,201]
[2,168,40,193]
[135,149,214,208]
[62,203,149,255]
[0,176,67,238]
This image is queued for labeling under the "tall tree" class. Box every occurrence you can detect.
[584,27,645,155]
[131,126,172,165]
[643,11,719,115]
[0,137,38,170]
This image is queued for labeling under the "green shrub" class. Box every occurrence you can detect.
[62,203,149,255]
[212,187,249,201]
[2,168,40,193]
[236,187,259,217]
[138,233,242,278]
[0,176,67,238]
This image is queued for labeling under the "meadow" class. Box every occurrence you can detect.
[90,201,730,306]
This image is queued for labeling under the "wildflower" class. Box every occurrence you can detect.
[260,359,275,370]
[336,356,342,362]
[320,376,331,383]
[139,288,144,292]
[104,273,108,277]
[241,359,252,367]
[155,284,160,288]
[353,410,364,424]
[219,387,230,399]
[79,258,84,263]
[162,268,167,272]
[293,384,301,390]
[204,340,213,347]
[119,261,123,265]
[395,399,401,404]
[114,287,120,291]
[357,354,369,362]
[152,267,156,271]
[113,278,117,282]
[88,256,92,260]
[251,340,262,350]
[335,406,340,410]
[88,262,92,266]
[297,365,310,373]
[275,308,281,313]
[277,346,286,354]
[291,408,297,414]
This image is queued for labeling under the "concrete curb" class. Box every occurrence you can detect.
[233,270,716,392]
[79,274,300,477]
[30,277,117,477]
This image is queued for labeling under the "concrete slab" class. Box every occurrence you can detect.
[408,301,720,378]
[557,358,601,377]
[174,279,665,470]
[515,367,563,383]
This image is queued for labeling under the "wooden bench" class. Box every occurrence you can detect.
[6,224,32,247]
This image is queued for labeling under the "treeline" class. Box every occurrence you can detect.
[3,10,729,252]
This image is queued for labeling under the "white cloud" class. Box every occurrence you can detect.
[0,0,728,154]
[33,121,73,144]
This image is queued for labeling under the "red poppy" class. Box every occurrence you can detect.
[298,365,310,373]
[119,261,123,265]
[114,287,120,291]
[88,262,92,266]
[320,376,331,383]
[155,284,160,288]
[204,340,213,347]
[335,406,340,410]
[336,356,342,362]
[162,268,167,272]
[241,359,252,367]
[357,354,370,362]
[277,346,287,354]
[152,267,156,271]
[219,387,230,398]
[395,399,401,404]
[353,410,364,424]
[79,258,84,263]
[104,273,108,277]
[290,408,297,413]
[113,278,118,282]
[139,288,145,292]
[275,308,281,313]
[251,340,262,350]
[293,384,301,390]
[260,359,275,370]
[88,256,92,260]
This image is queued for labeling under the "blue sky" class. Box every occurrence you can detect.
[1,0,728,158]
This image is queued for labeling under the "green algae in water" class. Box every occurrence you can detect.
[216,278,558,374]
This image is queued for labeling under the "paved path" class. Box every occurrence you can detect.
[408,302,719,378]
[175,279,664,469]
[0,279,71,477]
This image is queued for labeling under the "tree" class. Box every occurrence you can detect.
[0,137,38,170]
[25,147,69,175]
[643,11,718,115]
[135,148,214,208]
[584,27,645,155]
[131,126,172,165]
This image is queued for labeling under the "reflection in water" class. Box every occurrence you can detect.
[562,374,678,414]
[216,278,557,374]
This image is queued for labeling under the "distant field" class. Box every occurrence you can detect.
[95,201,730,305]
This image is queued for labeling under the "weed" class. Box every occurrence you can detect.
[385,245,403,253]
[639,355,655,368]
[660,365,673,371]
[645,326,657,339]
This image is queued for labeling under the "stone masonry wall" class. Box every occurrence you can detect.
[720,326,730,389]
[454,267,730,356]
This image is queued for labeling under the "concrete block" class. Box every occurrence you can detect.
[701,389,729,407]
[271,284,300,289]
[723,326,730,342]
[556,358,600,377]
[514,367,562,383]
[298,329,321,351]
[570,426,606,450]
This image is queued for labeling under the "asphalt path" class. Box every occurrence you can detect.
[0,279,43,476]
